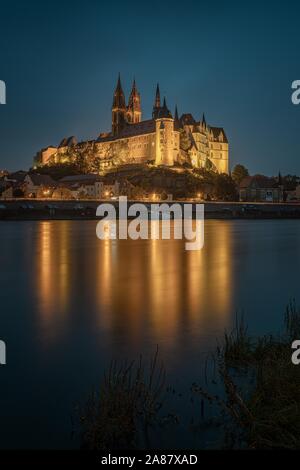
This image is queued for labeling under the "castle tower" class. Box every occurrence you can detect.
[127,79,141,123]
[155,97,174,166]
[152,83,161,119]
[112,74,127,136]
[174,105,179,122]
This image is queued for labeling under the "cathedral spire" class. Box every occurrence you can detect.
[202,113,206,126]
[174,105,179,121]
[127,78,141,123]
[152,83,162,119]
[112,73,126,135]
[155,83,161,108]
[132,77,137,92]
[112,73,126,109]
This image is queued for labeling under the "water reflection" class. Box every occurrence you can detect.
[36,221,71,336]
[34,220,233,346]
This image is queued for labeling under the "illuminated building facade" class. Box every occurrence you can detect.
[36,76,229,173]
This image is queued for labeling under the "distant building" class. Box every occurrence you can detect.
[286,185,300,202]
[0,184,13,199]
[57,174,120,199]
[24,174,57,198]
[5,170,28,184]
[35,76,229,174]
[239,175,283,202]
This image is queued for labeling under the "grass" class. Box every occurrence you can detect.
[197,301,300,449]
[77,302,300,450]
[77,348,166,450]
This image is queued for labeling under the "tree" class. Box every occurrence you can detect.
[110,141,130,165]
[179,129,191,151]
[232,164,249,184]
[213,174,238,201]
[205,158,216,172]
[13,188,24,198]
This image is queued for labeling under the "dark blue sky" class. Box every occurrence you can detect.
[0,0,299,174]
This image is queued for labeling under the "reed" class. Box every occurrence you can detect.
[78,347,166,450]
[198,301,300,449]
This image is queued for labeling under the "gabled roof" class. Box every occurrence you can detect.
[60,174,101,183]
[59,136,77,148]
[210,127,228,143]
[239,175,277,190]
[98,120,156,142]
[180,113,196,126]
[7,170,28,182]
[27,174,56,186]
[120,120,156,137]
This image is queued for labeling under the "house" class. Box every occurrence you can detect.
[5,170,28,184]
[286,185,300,202]
[59,175,103,199]
[0,185,13,199]
[24,174,57,198]
[239,175,283,203]
[59,174,120,199]
[2,172,27,198]
[51,186,75,200]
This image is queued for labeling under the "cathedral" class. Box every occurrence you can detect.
[36,75,229,173]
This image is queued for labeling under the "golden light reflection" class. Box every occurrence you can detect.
[35,220,233,347]
[94,220,233,343]
[36,221,70,335]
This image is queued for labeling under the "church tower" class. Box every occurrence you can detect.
[155,97,175,166]
[152,83,161,119]
[127,79,141,123]
[112,74,127,136]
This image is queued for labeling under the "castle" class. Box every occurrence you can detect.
[36,76,229,173]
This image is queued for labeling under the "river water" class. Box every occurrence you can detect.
[0,219,299,448]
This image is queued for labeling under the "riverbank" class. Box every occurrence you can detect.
[79,303,300,450]
[0,199,300,220]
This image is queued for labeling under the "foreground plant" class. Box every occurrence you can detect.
[78,348,166,450]
[195,301,300,449]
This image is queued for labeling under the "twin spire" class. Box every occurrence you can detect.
[113,74,139,111]
[112,75,181,135]
[112,74,141,122]
[113,75,206,130]
[112,73,126,109]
